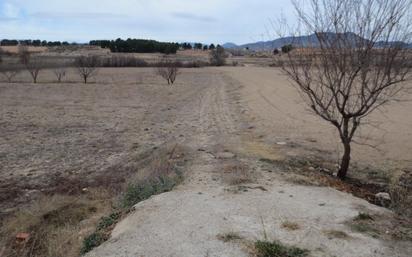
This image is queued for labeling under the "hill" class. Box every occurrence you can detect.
[224,33,411,50]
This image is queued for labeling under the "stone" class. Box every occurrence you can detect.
[216,152,236,159]
[375,192,391,207]
[375,192,391,201]
[16,232,30,242]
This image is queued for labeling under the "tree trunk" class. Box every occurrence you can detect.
[337,141,351,179]
[84,76,87,84]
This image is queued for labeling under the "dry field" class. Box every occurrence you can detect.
[1,65,411,256]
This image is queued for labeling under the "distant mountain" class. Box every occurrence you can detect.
[224,33,411,50]
[222,42,238,48]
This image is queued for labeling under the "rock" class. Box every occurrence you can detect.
[375,192,391,201]
[276,142,287,145]
[216,152,236,159]
[16,232,30,242]
[375,192,391,206]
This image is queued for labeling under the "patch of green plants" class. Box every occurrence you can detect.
[96,212,121,231]
[81,232,107,255]
[80,173,183,255]
[254,240,309,257]
[122,174,183,209]
[350,223,380,238]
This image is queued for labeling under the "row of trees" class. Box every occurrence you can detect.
[0,45,99,84]
[0,39,75,47]
[89,39,222,54]
[89,39,180,54]
[181,43,218,50]
[0,44,229,84]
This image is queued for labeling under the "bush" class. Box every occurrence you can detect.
[122,175,181,209]
[81,232,107,255]
[281,44,293,54]
[254,240,309,257]
[96,212,121,230]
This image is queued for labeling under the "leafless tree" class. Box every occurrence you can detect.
[75,56,99,84]
[17,44,43,83]
[155,59,180,85]
[209,45,227,66]
[18,44,30,66]
[53,67,67,83]
[280,0,412,179]
[25,59,44,83]
[1,70,20,83]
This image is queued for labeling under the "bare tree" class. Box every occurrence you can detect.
[17,44,43,83]
[280,0,412,179]
[75,56,99,84]
[209,45,227,66]
[53,67,67,83]
[18,44,30,66]
[1,70,20,83]
[25,59,43,83]
[155,59,180,85]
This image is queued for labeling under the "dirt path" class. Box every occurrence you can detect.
[86,68,411,257]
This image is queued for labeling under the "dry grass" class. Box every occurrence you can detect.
[222,162,254,185]
[323,230,350,239]
[217,232,243,242]
[281,221,301,231]
[0,192,112,257]
[389,173,412,218]
[283,174,322,187]
[1,144,189,257]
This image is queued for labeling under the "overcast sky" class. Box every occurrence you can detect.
[0,0,296,44]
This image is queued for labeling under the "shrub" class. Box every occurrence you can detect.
[122,175,181,209]
[281,44,293,54]
[81,232,107,255]
[254,240,309,257]
[96,212,121,231]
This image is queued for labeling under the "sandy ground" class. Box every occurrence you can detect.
[226,67,412,167]
[1,67,411,256]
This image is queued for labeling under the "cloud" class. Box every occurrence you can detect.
[0,0,298,44]
[171,12,216,22]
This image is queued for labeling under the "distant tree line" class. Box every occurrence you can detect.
[180,43,217,51]
[89,38,180,54]
[0,39,75,46]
